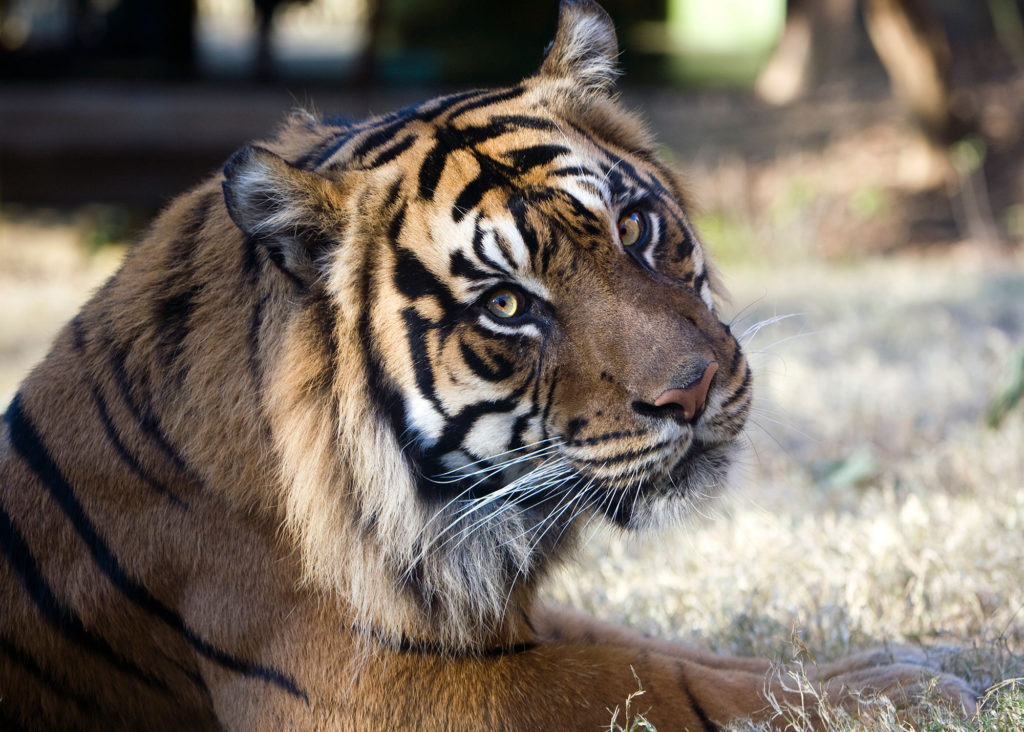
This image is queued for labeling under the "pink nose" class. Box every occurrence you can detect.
[654,361,719,422]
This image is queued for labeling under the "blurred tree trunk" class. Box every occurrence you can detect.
[757,0,970,147]
[862,0,965,146]
[353,0,384,87]
[755,0,858,104]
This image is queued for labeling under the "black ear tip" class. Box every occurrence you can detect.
[223,145,278,181]
[223,145,252,181]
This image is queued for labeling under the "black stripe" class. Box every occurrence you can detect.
[241,234,262,285]
[0,499,170,692]
[4,395,308,702]
[416,88,486,121]
[488,114,557,133]
[401,308,447,418]
[674,230,695,262]
[350,87,487,157]
[471,220,513,276]
[507,195,541,259]
[446,85,525,119]
[88,383,188,509]
[549,164,601,180]
[418,115,556,201]
[492,232,519,273]
[70,319,188,508]
[453,168,499,222]
[719,365,752,412]
[675,662,718,732]
[392,242,458,313]
[727,342,745,383]
[452,152,515,222]
[388,200,407,245]
[448,249,493,284]
[153,282,204,380]
[424,386,527,470]
[152,194,214,379]
[385,633,538,658]
[352,117,415,160]
[366,133,416,168]
[358,249,420,474]
[564,428,641,447]
[458,339,516,383]
[248,292,270,391]
[305,127,361,169]
[693,270,708,295]
[0,701,28,732]
[418,134,456,200]
[574,439,671,468]
[506,144,569,173]
[106,339,196,480]
[0,634,101,713]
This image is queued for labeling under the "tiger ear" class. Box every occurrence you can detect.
[222,145,341,287]
[539,0,620,94]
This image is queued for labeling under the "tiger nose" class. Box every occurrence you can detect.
[653,361,719,422]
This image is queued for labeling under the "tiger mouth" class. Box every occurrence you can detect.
[431,433,734,529]
[587,437,735,527]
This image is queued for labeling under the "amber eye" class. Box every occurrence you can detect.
[617,210,646,248]
[486,289,521,319]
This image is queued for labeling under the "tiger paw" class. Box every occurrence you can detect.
[812,652,978,719]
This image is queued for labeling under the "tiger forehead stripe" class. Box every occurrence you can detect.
[418,116,559,202]
[305,86,530,171]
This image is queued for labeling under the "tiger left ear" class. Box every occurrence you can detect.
[222,145,342,288]
[539,0,620,94]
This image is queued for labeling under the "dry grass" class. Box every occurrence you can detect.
[1,209,1022,729]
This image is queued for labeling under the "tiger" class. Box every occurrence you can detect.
[0,1,977,729]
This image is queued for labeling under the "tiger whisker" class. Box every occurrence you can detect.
[418,445,565,535]
[738,312,804,347]
[438,464,577,552]
[423,458,575,555]
[432,437,562,478]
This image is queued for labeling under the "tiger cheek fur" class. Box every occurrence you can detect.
[0,1,977,729]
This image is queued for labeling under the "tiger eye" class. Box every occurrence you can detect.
[618,211,645,247]
[487,289,520,319]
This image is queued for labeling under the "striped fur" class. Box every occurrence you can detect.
[0,1,975,728]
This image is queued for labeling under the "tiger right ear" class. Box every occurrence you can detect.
[539,0,620,95]
[222,145,342,288]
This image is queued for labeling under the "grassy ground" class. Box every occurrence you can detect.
[2,201,1022,729]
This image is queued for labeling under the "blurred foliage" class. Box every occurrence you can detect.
[693,213,758,265]
[848,186,890,221]
[78,205,146,252]
[664,0,784,86]
[380,0,666,84]
[986,348,1024,428]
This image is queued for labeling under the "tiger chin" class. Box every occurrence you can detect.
[0,1,976,729]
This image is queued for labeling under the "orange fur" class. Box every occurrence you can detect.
[0,2,975,729]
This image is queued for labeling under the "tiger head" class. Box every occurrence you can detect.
[221,0,751,646]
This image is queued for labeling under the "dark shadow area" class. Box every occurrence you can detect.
[0,0,1021,256]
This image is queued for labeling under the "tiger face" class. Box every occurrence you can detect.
[368,116,751,532]
[222,0,751,637]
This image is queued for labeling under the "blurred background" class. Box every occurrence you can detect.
[1,3,1023,718]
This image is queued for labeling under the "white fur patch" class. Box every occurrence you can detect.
[405,392,445,445]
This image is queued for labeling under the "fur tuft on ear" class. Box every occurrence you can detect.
[539,0,620,94]
[222,145,342,287]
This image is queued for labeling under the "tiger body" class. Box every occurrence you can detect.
[0,2,975,729]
